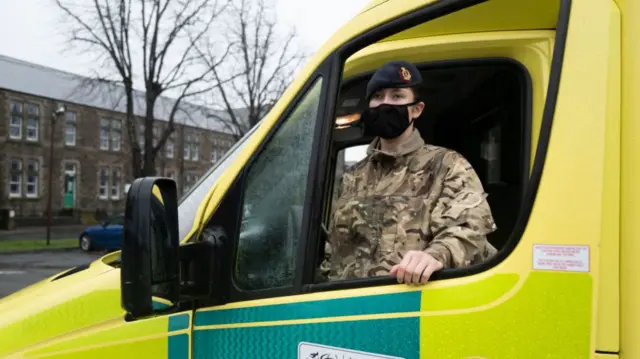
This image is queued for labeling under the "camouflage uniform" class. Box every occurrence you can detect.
[323,129,498,281]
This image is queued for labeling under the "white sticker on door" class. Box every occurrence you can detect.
[298,342,405,359]
[532,244,590,272]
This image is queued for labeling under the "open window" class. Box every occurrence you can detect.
[326,59,530,271]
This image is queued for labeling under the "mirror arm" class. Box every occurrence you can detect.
[177,226,229,304]
[178,241,215,300]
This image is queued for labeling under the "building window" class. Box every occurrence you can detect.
[166,171,175,179]
[9,102,22,139]
[166,139,174,158]
[100,119,110,150]
[211,144,218,163]
[65,124,76,146]
[26,159,39,197]
[183,131,199,161]
[65,112,76,146]
[99,168,109,199]
[192,134,199,161]
[26,104,39,141]
[7,102,40,141]
[211,137,232,163]
[111,119,121,151]
[111,168,121,199]
[183,133,191,160]
[100,118,121,151]
[9,158,22,197]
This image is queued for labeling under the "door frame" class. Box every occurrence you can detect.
[301,0,572,292]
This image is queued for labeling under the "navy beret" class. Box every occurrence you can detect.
[365,60,422,101]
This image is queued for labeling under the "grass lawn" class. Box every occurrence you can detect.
[0,238,78,253]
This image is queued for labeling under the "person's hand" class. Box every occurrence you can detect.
[390,251,444,284]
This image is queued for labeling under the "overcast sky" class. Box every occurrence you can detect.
[0,0,368,78]
[0,0,371,162]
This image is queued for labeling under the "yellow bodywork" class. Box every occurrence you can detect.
[0,0,638,357]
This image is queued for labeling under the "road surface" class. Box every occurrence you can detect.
[0,250,103,298]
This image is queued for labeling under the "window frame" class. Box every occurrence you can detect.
[111,168,121,200]
[313,59,533,289]
[9,158,23,197]
[100,118,110,150]
[25,158,40,198]
[111,119,122,151]
[98,167,109,200]
[7,101,42,142]
[65,111,77,147]
[230,76,326,294]
[26,117,39,142]
[25,103,40,142]
[9,115,22,140]
[183,132,192,160]
[215,64,333,302]
[192,135,200,161]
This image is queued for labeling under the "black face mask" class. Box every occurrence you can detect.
[360,101,419,139]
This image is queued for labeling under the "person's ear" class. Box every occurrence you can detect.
[410,101,425,120]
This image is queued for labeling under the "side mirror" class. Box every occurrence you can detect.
[120,177,180,320]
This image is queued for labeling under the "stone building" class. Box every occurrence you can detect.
[0,55,238,227]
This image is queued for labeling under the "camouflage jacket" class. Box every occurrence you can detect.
[323,130,498,281]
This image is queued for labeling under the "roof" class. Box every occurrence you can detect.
[0,54,241,135]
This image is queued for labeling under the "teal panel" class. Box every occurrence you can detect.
[194,291,421,326]
[168,333,189,359]
[193,317,419,358]
[152,300,172,310]
[169,314,190,332]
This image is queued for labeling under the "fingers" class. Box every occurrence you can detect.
[411,256,430,284]
[393,251,443,285]
[420,260,443,284]
[394,253,414,284]
[390,264,399,275]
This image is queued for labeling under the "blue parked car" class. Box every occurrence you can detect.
[78,214,124,252]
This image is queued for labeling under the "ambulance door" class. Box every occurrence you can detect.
[188,0,620,358]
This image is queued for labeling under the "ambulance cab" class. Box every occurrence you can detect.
[1,0,638,358]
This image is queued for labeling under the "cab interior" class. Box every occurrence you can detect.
[330,58,531,251]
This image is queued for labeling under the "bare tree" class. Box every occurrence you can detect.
[199,0,307,140]
[55,0,230,178]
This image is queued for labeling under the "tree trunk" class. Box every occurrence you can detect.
[125,86,143,179]
[143,91,157,177]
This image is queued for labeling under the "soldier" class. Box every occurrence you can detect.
[324,60,498,285]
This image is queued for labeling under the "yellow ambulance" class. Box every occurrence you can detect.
[1,0,638,357]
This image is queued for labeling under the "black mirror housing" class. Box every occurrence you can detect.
[120,177,180,320]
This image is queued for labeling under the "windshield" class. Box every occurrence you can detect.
[178,123,261,242]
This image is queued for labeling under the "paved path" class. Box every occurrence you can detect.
[0,250,103,298]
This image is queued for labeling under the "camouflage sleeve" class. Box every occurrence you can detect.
[318,169,358,280]
[424,152,497,269]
